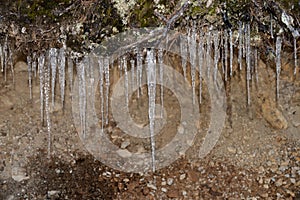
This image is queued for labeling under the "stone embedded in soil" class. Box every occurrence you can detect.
[261,98,288,130]
[167,178,174,185]
[227,146,237,154]
[166,189,179,198]
[121,139,130,149]
[116,149,132,158]
[11,166,29,182]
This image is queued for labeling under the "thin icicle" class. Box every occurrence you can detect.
[157,48,163,118]
[224,31,229,81]
[254,48,259,84]
[27,55,32,99]
[3,37,8,81]
[58,47,66,107]
[104,57,110,125]
[180,35,188,80]
[146,48,156,172]
[238,22,243,70]
[294,37,298,75]
[68,56,73,92]
[98,57,104,132]
[245,23,251,106]
[188,26,197,105]
[8,46,15,84]
[44,55,51,159]
[206,31,212,77]
[276,36,282,101]
[130,59,135,91]
[123,56,129,107]
[77,60,86,138]
[136,49,143,98]
[198,33,204,104]
[38,54,45,123]
[0,44,3,73]
[229,29,233,77]
[49,48,57,109]
[213,31,220,85]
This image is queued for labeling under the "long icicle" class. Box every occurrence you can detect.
[58,47,66,107]
[294,37,298,76]
[146,48,156,172]
[104,57,110,125]
[213,31,220,86]
[188,26,197,105]
[198,32,204,104]
[49,48,57,109]
[224,30,229,81]
[180,34,188,80]
[68,56,73,92]
[238,22,243,71]
[229,29,233,77]
[246,23,251,106]
[158,48,164,118]
[123,55,129,107]
[98,57,104,132]
[44,53,51,159]
[27,55,32,99]
[77,59,86,138]
[276,36,282,101]
[38,54,45,123]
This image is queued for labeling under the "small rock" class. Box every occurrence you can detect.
[275,178,283,187]
[47,190,60,198]
[290,178,296,184]
[179,173,186,180]
[263,184,269,189]
[117,149,132,158]
[147,183,157,190]
[142,187,150,196]
[11,167,29,182]
[167,178,174,186]
[161,187,167,193]
[121,139,130,149]
[227,146,237,154]
[178,125,184,134]
[182,190,187,196]
[261,98,288,129]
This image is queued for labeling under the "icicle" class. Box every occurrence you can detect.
[270,14,274,39]
[32,52,37,77]
[123,56,129,107]
[44,54,51,159]
[294,37,298,76]
[238,22,243,70]
[206,31,212,77]
[180,35,188,80]
[58,47,66,107]
[27,55,32,99]
[3,37,8,81]
[136,49,143,98]
[276,36,282,101]
[254,48,258,85]
[68,56,73,92]
[130,59,135,91]
[49,48,57,109]
[229,29,233,77]
[38,54,45,123]
[224,31,229,81]
[104,57,110,125]
[245,23,251,106]
[146,48,156,172]
[98,57,104,132]
[213,31,220,85]
[198,33,204,104]
[77,60,86,138]
[0,44,3,73]
[157,48,163,118]
[188,26,197,105]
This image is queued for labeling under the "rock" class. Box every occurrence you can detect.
[116,149,132,158]
[227,146,237,154]
[167,178,174,186]
[179,173,186,180]
[275,178,283,187]
[47,190,60,198]
[261,98,288,129]
[178,124,184,134]
[11,167,29,182]
[161,187,167,193]
[121,139,130,149]
[289,107,300,127]
[147,183,157,190]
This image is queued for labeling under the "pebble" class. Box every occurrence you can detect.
[227,146,237,154]
[147,183,157,190]
[179,173,186,180]
[182,190,187,196]
[178,125,184,134]
[161,187,167,193]
[121,139,130,149]
[275,178,283,187]
[167,178,174,186]
[116,149,132,158]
